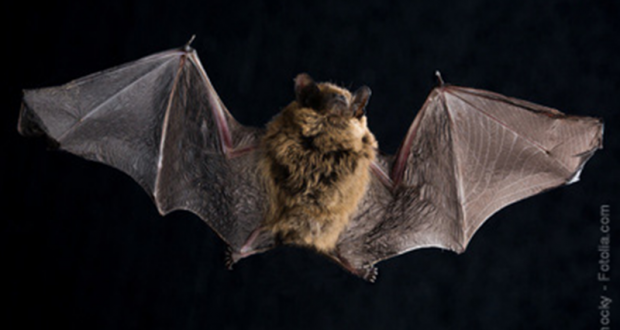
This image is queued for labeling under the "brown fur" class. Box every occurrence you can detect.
[260,82,377,252]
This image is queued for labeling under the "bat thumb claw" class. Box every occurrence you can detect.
[184,34,196,52]
[435,70,445,87]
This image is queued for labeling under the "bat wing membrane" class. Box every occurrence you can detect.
[19,47,268,251]
[338,85,603,270]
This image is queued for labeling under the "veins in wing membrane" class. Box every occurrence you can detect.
[57,56,179,142]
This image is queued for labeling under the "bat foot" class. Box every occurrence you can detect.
[358,265,379,283]
[226,229,275,270]
[225,246,258,270]
[332,252,379,282]
[224,247,236,270]
[342,263,378,282]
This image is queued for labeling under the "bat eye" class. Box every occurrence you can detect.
[299,86,322,109]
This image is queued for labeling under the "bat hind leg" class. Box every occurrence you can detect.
[225,227,267,270]
[332,253,378,283]
[225,247,260,270]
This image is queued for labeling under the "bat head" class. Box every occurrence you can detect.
[294,73,371,119]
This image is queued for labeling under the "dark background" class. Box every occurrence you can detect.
[3,0,618,329]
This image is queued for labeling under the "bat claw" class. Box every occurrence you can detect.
[332,252,379,282]
[225,246,259,270]
[435,70,445,86]
[184,34,196,52]
[224,247,238,270]
[360,264,379,283]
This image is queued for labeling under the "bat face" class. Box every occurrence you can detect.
[295,73,371,119]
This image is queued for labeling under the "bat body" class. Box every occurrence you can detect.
[19,43,603,282]
[260,76,377,254]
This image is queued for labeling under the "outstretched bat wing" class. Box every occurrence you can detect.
[18,46,270,251]
[338,85,603,270]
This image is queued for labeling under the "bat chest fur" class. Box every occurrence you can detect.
[261,108,376,252]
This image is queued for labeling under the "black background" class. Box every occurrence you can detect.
[3,0,619,329]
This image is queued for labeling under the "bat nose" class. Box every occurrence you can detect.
[332,94,347,107]
[327,94,349,116]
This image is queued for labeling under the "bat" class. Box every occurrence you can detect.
[18,40,603,282]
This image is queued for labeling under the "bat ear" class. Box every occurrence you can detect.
[352,86,371,118]
[294,73,321,109]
